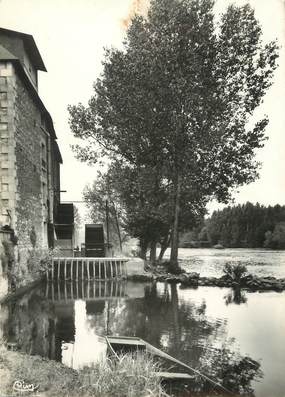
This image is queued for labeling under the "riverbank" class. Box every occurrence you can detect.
[0,346,165,397]
[127,269,285,291]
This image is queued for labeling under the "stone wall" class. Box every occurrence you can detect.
[0,62,17,230]
[14,67,45,251]
[0,61,55,286]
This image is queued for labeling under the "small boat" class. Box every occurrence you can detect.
[105,336,233,395]
[106,335,195,382]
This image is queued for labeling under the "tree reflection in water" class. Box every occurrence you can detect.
[1,281,263,395]
[224,287,248,305]
[99,283,263,395]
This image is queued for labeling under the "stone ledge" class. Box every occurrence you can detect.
[127,269,285,292]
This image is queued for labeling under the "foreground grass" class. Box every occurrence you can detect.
[0,346,167,397]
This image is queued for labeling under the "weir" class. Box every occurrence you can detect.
[47,257,129,281]
[44,280,127,302]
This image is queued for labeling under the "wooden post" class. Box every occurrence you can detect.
[99,260,101,279]
[81,260,84,280]
[71,260,74,281]
[93,261,96,279]
[57,260,60,280]
[64,259,67,280]
[58,282,61,301]
[87,260,90,280]
[104,260,107,279]
[71,281,74,300]
[110,261,113,278]
[51,260,54,280]
[76,260,79,281]
[110,281,113,296]
[114,261,117,278]
[64,282,67,301]
[87,281,90,299]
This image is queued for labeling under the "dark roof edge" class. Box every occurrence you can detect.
[0,43,18,61]
[0,27,47,71]
[54,140,63,164]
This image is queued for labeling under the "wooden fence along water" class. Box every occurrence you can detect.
[46,257,128,281]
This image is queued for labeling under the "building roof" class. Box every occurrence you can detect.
[0,27,46,71]
[0,43,18,62]
[0,28,62,161]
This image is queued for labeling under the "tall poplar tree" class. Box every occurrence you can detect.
[69,0,278,267]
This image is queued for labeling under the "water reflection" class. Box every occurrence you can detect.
[1,281,285,396]
[224,288,248,306]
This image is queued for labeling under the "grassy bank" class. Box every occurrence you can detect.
[0,346,167,397]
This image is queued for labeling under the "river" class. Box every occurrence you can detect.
[0,248,285,396]
[166,247,285,278]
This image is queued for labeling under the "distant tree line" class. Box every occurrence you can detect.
[180,203,285,249]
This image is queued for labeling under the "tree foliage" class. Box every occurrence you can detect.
[69,0,279,264]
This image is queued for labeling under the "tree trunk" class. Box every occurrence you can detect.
[170,174,181,268]
[149,241,157,265]
[158,234,171,262]
[139,239,148,260]
[113,206,122,252]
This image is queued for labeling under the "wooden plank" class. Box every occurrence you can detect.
[108,337,145,346]
[156,372,195,380]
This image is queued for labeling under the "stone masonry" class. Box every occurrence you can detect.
[0,28,62,286]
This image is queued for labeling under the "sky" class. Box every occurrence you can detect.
[0,0,284,217]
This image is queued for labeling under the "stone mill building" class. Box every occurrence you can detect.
[0,27,73,288]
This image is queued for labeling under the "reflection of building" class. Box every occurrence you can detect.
[0,27,62,258]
